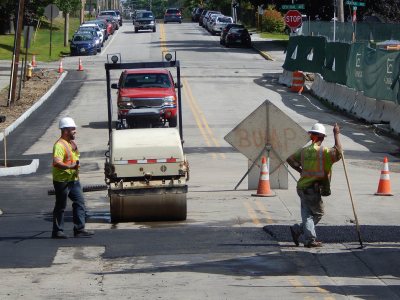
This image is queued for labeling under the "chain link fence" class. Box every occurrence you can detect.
[301,21,400,43]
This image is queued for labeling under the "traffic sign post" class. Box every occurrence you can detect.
[44,4,60,57]
[224,100,309,190]
[284,10,303,32]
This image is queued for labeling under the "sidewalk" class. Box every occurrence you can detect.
[250,32,288,62]
[0,60,11,92]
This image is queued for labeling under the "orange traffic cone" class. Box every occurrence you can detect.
[375,157,393,196]
[77,58,84,71]
[31,55,37,67]
[252,156,275,197]
[58,60,64,73]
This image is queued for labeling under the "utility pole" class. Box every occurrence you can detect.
[9,0,25,106]
[338,0,344,22]
[80,0,86,24]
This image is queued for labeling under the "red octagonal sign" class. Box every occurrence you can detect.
[284,10,302,30]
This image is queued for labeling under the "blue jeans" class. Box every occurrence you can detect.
[292,188,324,245]
[52,181,86,233]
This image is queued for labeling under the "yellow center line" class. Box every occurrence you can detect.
[188,92,225,159]
[182,77,225,160]
[255,199,274,224]
[182,79,217,159]
[243,201,261,226]
[159,23,168,53]
[159,24,224,160]
[288,277,306,290]
[306,276,330,294]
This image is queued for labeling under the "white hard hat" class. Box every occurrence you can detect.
[59,117,77,129]
[308,123,327,136]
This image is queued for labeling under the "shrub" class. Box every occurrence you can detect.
[262,7,285,33]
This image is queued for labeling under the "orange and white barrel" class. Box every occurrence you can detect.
[290,71,305,93]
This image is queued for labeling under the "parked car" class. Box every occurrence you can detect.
[224,27,252,48]
[202,11,221,28]
[97,15,117,33]
[69,33,98,56]
[191,7,203,22]
[114,10,123,26]
[111,69,179,128]
[75,27,101,52]
[79,23,104,46]
[164,8,182,23]
[98,10,119,29]
[84,19,109,40]
[205,13,223,32]
[198,10,208,26]
[134,11,156,33]
[220,23,244,45]
[210,15,233,35]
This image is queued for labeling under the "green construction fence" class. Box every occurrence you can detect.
[283,36,400,103]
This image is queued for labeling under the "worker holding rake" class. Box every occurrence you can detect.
[287,123,342,248]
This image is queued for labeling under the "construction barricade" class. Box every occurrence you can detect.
[290,71,305,93]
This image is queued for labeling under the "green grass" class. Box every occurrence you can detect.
[0,17,81,62]
[247,26,289,40]
[259,32,289,40]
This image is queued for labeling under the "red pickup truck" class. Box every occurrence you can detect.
[112,69,178,128]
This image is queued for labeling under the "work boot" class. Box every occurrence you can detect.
[52,231,68,239]
[305,241,323,248]
[289,226,300,246]
[74,229,94,238]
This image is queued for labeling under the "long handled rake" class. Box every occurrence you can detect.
[341,150,364,249]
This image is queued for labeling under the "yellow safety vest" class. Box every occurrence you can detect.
[52,138,80,182]
[292,143,340,189]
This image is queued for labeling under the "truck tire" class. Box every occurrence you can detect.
[169,116,177,127]
[135,28,138,33]
[153,27,156,32]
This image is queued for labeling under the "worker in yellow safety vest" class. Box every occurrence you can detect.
[287,123,342,248]
[51,117,94,239]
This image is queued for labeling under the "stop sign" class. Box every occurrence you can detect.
[284,10,302,30]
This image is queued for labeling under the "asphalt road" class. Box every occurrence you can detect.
[0,21,400,299]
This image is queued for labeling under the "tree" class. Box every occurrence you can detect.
[26,0,53,24]
[55,0,81,46]
[365,0,400,23]
[0,0,52,34]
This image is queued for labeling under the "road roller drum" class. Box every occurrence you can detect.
[109,186,187,222]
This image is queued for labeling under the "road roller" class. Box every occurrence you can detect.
[104,54,188,222]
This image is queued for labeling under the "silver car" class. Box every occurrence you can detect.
[211,16,233,35]
[202,10,221,28]
[206,14,223,32]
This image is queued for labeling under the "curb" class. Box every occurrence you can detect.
[252,45,275,61]
[0,71,68,176]
[0,71,68,142]
[0,159,39,176]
